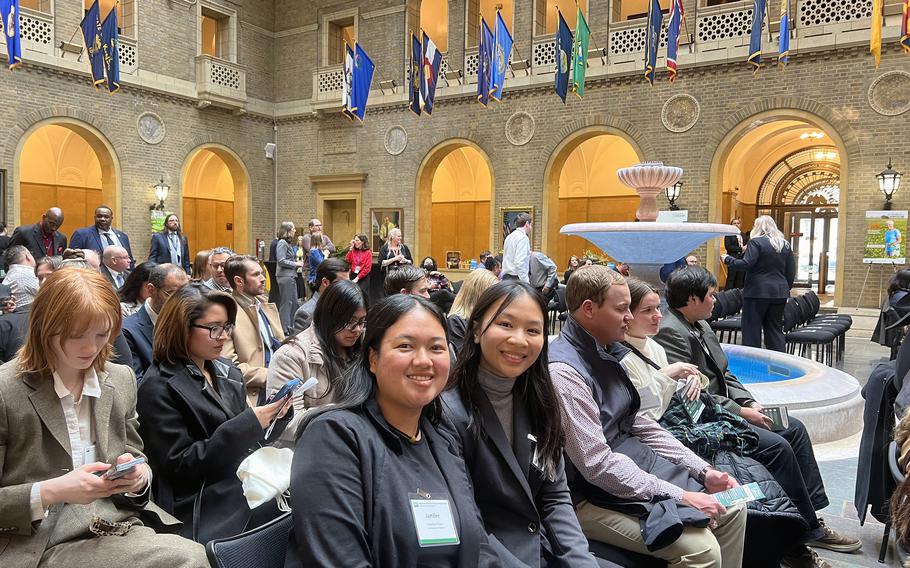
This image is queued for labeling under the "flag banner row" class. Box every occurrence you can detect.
[80,0,119,92]
[0,0,22,70]
[409,31,442,116]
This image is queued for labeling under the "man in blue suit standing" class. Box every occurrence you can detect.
[121,263,189,380]
[148,213,192,274]
[69,205,134,266]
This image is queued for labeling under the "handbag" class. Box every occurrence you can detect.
[236,446,294,512]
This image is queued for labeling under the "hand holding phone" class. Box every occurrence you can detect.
[94,457,146,480]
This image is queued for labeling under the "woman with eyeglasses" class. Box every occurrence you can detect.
[266,279,366,441]
[136,283,289,543]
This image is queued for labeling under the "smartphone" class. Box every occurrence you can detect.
[95,457,146,480]
[267,378,302,404]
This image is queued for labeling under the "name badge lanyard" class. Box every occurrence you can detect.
[409,488,460,548]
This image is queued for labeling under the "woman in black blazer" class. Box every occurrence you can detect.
[378,227,413,275]
[136,283,288,543]
[287,295,499,567]
[444,280,601,568]
[722,215,796,352]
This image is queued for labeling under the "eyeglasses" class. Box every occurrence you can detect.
[192,323,235,338]
[341,318,367,332]
[161,288,179,299]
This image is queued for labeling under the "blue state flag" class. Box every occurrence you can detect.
[477,18,493,106]
[554,10,572,103]
[748,0,766,71]
[0,0,22,70]
[81,0,105,87]
[489,11,512,102]
[101,7,120,93]
[349,43,375,123]
[778,0,790,67]
[420,32,442,114]
[644,0,662,85]
[409,33,421,115]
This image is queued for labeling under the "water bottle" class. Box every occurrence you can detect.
[469,259,477,270]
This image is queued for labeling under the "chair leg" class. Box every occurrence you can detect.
[880,521,891,563]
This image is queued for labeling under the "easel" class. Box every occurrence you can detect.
[856,260,899,309]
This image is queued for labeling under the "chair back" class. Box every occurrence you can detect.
[206,511,293,568]
[783,298,801,332]
[709,292,725,321]
[793,295,814,325]
[804,290,822,316]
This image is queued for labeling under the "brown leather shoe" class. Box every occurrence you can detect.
[782,546,833,568]
[807,518,863,553]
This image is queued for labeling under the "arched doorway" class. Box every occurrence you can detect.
[543,128,643,269]
[710,116,848,300]
[15,120,120,233]
[415,140,493,266]
[180,145,250,254]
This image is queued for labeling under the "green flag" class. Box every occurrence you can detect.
[571,8,590,97]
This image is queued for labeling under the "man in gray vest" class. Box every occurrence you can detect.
[548,264,746,567]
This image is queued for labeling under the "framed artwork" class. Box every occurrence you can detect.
[370,208,403,253]
[500,206,533,247]
[446,251,461,269]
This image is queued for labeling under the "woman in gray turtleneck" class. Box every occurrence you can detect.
[443,280,606,568]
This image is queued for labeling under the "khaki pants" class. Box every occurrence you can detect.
[40,525,208,567]
[577,500,746,568]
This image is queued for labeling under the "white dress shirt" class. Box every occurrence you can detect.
[97,228,123,249]
[502,228,530,283]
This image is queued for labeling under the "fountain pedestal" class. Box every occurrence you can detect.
[617,162,683,222]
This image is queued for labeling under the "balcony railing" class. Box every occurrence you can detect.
[18,7,53,57]
[532,34,556,75]
[313,64,345,102]
[195,55,246,109]
[696,1,755,45]
[119,37,138,76]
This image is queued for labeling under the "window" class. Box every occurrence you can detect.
[198,3,236,61]
[614,0,669,21]
[466,0,513,47]
[84,0,136,38]
[328,17,355,65]
[20,0,51,12]
[420,0,448,52]
[535,0,587,35]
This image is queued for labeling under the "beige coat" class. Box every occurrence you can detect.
[222,292,285,407]
[0,360,182,568]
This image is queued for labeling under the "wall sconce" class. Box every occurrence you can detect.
[878,159,902,210]
[151,178,170,211]
[665,181,682,211]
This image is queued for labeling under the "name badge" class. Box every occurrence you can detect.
[409,491,459,547]
[83,444,97,465]
[636,386,662,410]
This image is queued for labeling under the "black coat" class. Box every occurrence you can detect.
[855,360,901,524]
[285,399,500,568]
[121,305,153,381]
[442,390,599,568]
[724,236,795,300]
[0,305,29,363]
[8,223,67,261]
[136,358,266,543]
[69,226,134,262]
[148,232,192,274]
[378,243,413,274]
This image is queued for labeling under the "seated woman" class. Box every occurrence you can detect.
[0,268,207,567]
[873,267,910,358]
[444,280,603,567]
[266,279,366,441]
[136,283,288,544]
[447,268,500,354]
[119,261,157,317]
[286,295,499,567]
[421,256,455,313]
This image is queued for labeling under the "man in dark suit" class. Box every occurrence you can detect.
[148,214,191,273]
[69,205,134,266]
[121,263,189,381]
[8,207,67,261]
[654,266,860,567]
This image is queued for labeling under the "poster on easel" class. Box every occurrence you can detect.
[150,210,173,234]
[864,210,907,264]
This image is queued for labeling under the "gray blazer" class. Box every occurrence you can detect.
[275,239,298,278]
[0,360,180,568]
[654,308,755,413]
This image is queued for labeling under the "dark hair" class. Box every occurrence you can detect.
[890,268,910,297]
[316,257,350,286]
[665,266,718,310]
[355,234,370,249]
[514,213,532,228]
[35,255,62,275]
[118,261,157,303]
[4,244,28,266]
[447,280,563,480]
[483,256,500,271]
[153,282,237,365]
[148,263,185,289]
[420,256,438,271]
[299,295,448,436]
[383,265,427,295]
[310,280,366,398]
[627,278,659,312]
[224,254,259,290]
[159,214,181,235]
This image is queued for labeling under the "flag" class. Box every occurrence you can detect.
[477,18,493,106]
[644,0,662,86]
[490,10,513,101]
[900,0,909,53]
[871,0,883,67]
[666,0,684,82]
[554,10,572,102]
[347,43,375,123]
[779,0,790,67]
[81,0,106,86]
[748,0,766,71]
[421,32,442,114]
[0,0,22,70]
[341,43,354,118]
[571,7,590,96]
[409,33,421,115]
[101,7,120,93]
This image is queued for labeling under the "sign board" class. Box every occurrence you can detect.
[657,210,689,223]
[864,210,907,264]
[150,210,173,234]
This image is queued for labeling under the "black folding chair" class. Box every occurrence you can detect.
[206,511,293,568]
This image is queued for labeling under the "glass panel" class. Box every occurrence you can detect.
[201,15,219,57]
[795,216,813,284]
[826,217,838,293]
[540,0,587,34]
[420,0,449,52]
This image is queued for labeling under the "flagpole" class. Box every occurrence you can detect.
[573,0,605,63]
[766,0,773,42]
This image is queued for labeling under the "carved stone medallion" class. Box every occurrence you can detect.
[384,126,408,155]
[661,94,700,133]
[868,71,910,116]
[137,112,165,145]
[505,112,535,146]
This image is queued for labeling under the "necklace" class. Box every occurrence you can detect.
[390,424,422,444]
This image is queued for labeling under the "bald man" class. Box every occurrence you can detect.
[8,207,67,261]
[100,245,131,289]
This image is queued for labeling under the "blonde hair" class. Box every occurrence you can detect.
[751,215,788,253]
[18,268,121,375]
[566,264,626,312]
[449,269,500,319]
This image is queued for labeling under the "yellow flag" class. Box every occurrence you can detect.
[871,0,884,67]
